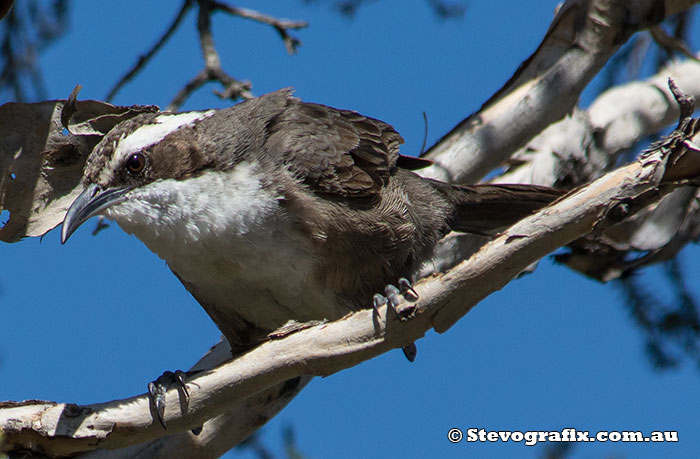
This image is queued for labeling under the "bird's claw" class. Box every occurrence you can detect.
[372,278,418,321]
[398,277,419,301]
[401,342,418,362]
[385,284,404,317]
[372,293,387,318]
[148,369,189,429]
[386,278,419,321]
[372,278,420,362]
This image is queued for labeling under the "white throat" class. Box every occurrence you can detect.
[102,162,338,331]
[105,162,281,262]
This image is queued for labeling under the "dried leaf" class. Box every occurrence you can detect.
[0,99,159,242]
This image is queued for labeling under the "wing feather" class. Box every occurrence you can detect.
[264,99,404,198]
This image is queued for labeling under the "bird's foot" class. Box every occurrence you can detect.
[372,277,419,321]
[372,277,419,362]
[398,277,420,301]
[147,369,190,430]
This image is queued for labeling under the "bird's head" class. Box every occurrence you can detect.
[61,109,218,244]
[61,91,297,245]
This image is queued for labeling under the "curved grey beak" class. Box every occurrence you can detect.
[61,183,129,244]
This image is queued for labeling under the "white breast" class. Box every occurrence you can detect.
[104,163,342,331]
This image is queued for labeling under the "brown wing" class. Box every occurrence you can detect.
[263,99,404,198]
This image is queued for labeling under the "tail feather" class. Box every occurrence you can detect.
[429,180,563,235]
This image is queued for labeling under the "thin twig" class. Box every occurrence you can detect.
[167,0,252,110]
[211,1,308,54]
[167,69,209,111]
[209,67,252,100]
[197,0,220,69]
[108,0,303,109]
[0,1,68,101]
[106,0,194,102]
[649,24,700,64]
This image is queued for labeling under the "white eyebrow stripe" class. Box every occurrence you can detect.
[114,110,215,159]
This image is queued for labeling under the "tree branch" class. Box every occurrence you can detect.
[489,60,700,283]
[167,0,253,111]
[418,58,700,278]
[422,0,700,183]
[78,341,313,459]
[210,1,307,55]
[105,0,194,102]
[103,0,307,108]
[497,58,700,187]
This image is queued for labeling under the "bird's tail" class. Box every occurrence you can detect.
[428,180,563,235]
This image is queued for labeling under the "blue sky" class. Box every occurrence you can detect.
[2,1,700,458]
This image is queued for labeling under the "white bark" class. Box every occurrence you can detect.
[422,0,700,183]
[496,60,700,280]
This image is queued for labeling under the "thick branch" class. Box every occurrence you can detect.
[494,61,700,281]
[418,59,700,277]
[78,341,313,459]
[498,58,700,186]
[422,0,700,183]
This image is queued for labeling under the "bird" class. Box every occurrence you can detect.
[62,88,561,356]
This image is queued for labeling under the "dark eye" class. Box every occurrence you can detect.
[125,153,146,174]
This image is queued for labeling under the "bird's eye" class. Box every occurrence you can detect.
[125,153,146,174]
